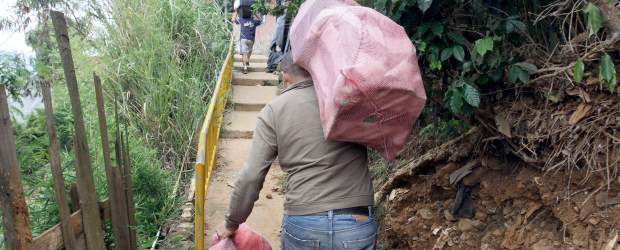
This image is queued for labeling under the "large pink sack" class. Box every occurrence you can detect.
[209,224,272,250]
[290,0,427,160]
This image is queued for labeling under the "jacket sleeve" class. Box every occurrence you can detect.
[225,105,277,230]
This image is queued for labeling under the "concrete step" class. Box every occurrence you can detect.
[223,111,259,139]
[233,71,279,86]
[233,62,267,72]
[232,85,278,111]
[211,138,284,249]
[234,54,268,63]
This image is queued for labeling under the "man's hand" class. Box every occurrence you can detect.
[216,223,235,239]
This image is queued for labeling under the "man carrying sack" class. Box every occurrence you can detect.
[217,0,426,248]
[217,53,377,249]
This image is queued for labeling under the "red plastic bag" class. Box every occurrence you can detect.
[209,223,272,250]
[209,238,237,250]
[290,0,427,160]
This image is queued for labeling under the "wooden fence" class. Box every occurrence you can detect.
[193,37,234,250]
[0,11,136,250]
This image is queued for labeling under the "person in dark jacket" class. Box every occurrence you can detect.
[265,1,289,73]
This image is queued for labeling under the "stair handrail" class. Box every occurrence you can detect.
[194,37,234,250]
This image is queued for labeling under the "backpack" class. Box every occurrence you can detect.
[290,0,427,160]
[236,0,254,19]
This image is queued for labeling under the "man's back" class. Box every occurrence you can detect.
[262,80,374,215]
[239,18,260,41]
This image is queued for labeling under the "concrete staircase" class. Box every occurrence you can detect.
[225,55,279,138]
[204,55,284,249]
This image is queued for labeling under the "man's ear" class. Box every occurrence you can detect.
[282,71,290,85]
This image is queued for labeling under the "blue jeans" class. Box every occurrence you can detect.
[281,207,377,250]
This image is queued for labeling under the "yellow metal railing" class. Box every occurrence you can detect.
[195,39,234,250]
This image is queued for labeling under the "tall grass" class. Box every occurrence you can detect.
[99,0,230,167]
[92,1,230,244]
[90,0,229,247]
[3,0,229,248]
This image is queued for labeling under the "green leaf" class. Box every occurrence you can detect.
[415,40,428,53]
[573,59,585,82]
[463,84,480,107]
[517,69,530,84]
[440,48,453,61]
[447,32,466,45]
[485,50,502,68]
[431,22,444,37]
[474,37,494,57]
[452,46,465,62]
[428,48,442,70]
[374,0,389,12]
[430,58,442,70]
[414,24,430,38]
[448,90,464,114]
[428,46,440,56]
[462,62,473,73]
[454,78,466,87]
[514,62,538,73]
[584,3,603,36]
[505,18,526,33]
[599,53,617,93]
[508,65,523,83]
[508,63,537,84]
[417,0,433,12]
[391,0,409,20]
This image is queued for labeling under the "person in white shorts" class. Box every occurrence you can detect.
[233,0,262,73]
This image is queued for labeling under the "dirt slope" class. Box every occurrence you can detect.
[377,129,620,250]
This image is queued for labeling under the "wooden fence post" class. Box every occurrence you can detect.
[122,126,137,250]
[70,183,81,213]
[93,73,132,249]
[115,96,137,250]
[50,10,106,250]
[0,85,33,249]
[40,80,78,250]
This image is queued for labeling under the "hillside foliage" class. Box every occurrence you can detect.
[1,0,229,248]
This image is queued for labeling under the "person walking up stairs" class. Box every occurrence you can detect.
[232,0,262,74]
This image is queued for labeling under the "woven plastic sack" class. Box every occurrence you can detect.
[209,224,272,250]
[290,0,426,160]
[209,239,236,250]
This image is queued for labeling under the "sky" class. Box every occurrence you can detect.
[0,0,35,57]
[1,0,40,119]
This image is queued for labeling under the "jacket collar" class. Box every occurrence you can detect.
[281,79,313,94]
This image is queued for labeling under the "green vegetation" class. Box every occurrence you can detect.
[255,0,619,181]
[370,0,617,137]
[258,0,614,143]
[98,0,230,163]
[0,52,30,101]
[2,0,229,248]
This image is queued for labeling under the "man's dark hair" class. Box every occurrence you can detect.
[279,52,310,77]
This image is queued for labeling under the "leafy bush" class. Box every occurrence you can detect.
[371,0,616,137]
